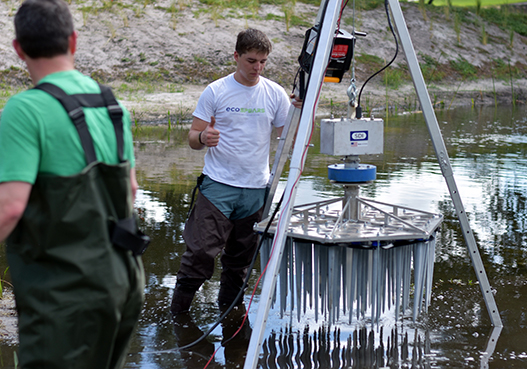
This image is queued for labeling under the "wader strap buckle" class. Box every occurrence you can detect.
[111,217,151,256]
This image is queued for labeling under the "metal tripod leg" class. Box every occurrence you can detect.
[243,0,344,367]
[387,0,502,327]
[263,106,302,218]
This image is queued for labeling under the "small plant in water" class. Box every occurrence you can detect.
[282,1,295,32]
[509,60,516,107]
[481,23,487,45]
[454,12,461,44]
[0,267,11,299]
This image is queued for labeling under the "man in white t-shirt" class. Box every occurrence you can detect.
[171,28,297,315]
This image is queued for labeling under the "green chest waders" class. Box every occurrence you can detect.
[6,83,148,369]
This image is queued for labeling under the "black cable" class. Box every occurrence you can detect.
[177,192,285,351]
[356,0,399,118]
[178,0,350,352]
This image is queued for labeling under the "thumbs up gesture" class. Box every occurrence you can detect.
[200,116,220,147]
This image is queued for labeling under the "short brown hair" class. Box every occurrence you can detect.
[235,28,272,56]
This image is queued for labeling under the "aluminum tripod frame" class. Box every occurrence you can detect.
[244,0,502,367]
[244,0,345,367]
[387,0,502,327]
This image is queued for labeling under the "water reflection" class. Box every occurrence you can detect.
[121,106,527,368]
[4,106,523,368]
[260,325,432,369]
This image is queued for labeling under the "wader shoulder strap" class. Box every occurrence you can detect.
[34,83,97,164]
[99,85,125,163]
[34,83,149,255]
[34,83,126,163]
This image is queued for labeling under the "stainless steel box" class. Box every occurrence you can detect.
[320,118,384,156]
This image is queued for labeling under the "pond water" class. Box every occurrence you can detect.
[1,105,526,368]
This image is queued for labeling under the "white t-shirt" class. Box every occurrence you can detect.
[193,73,291,189]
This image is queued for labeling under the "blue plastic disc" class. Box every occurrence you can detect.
[328,164,376,183]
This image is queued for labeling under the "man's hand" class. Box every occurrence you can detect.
[290,94,303,109]
[189,116,220,150]
[200,116,220,147]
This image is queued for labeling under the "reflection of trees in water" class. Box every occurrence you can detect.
[434,157,527,277]
[133,181,194,327]
[487,180,527,276]
[135,181,193,257]
[260,325,431,369]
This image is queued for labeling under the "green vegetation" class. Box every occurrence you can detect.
[356,53,384,68]
[0,267,10,299]
[0,85,26,110]
[383,67,407,89]
[193,55,209,65]
[429,0,527,37]
[79,0,136,14]
[132,123,190,141]
[2,0,526,112]
[419,53,445,83]
[95,70,186,99]
[492,58,520,80]
[432,0,523,6]
[353,0,384,11]
[192,0,315,28]
[479,7,527,37]
[449,57,478,79]
[0,67,31,109]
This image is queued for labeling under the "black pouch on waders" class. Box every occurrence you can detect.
[187,173,206,219]
[34,83,150,256]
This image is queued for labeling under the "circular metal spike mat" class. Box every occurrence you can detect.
[259,235,437,325]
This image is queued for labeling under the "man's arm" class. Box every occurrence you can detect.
[275,94,303,138]
[188,116,220,150]
[0,181,31,242]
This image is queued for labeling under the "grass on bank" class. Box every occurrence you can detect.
[1,0,527,110]
[431,0,525,7]
[0,85,26,110]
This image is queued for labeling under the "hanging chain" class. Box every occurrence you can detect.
[347,0,358,119]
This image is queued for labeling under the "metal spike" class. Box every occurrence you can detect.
[402,245,411,312]
[289,240,295,322]
[394,246,403,318]
[424,237,436,312]
[304,242,313,312]
[371,244,378,324]
[345,247,353,322]
[412,242,424,321]
[294,241,302,322]
[314,243,320,322]
[319,245,328,319]
[279,238,291,318]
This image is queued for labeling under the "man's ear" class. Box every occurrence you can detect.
[12,39,26,61]
[233,51,239,62]
[69,31,78,55]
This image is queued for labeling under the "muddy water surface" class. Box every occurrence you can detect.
[1,106,526,368]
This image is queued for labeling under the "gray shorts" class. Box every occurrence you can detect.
[200,175,266,220]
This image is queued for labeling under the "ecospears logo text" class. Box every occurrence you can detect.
[226,107,265,113]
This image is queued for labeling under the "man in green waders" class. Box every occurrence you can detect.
[0,0,147,368]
